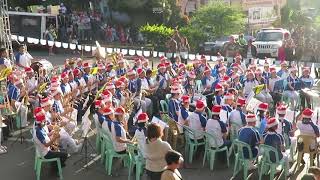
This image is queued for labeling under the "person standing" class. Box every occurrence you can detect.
[161,150,184,180]
[145,123,173,180]
[0,48,12,68]
[15,44,33,69]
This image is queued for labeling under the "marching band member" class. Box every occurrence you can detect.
[155,63,169,100]
[116,59,127,77]
[33,114,68,168]
[184,71,196,95]
[127,69,148,113]
[268,67,281,107]
[15,44,33,69]
[60,72,72,95]
[25,67,38,106]
[297,108,319,137]
[213,83,224,105]
[255,69,273,104]
[136,68,153,115]
[133,113,148,157]
[115,80,127,106]
[101,106,114,136]
[262,61,271,84]
[300,67,314,108]
[202,66,215,108]
[168,86,181,122]
[277,61,289,79]
[206,105,230,148]
[283,66,299,110]
[243,70,258,98]
[229,97,247,129]
[256,103,269,135]
[178,95,190,132]
[106,62,116,78]
[230,73,242,91]
[187,100,207,141]
[8,79,29,127]
[238,114,261,170]
[133,58,142,70]
[142,58,150,71]
[104,82,119,107]
[263,117,290,176]
[0,47,12,68]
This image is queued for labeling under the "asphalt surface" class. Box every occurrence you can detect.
[0,49,312,180]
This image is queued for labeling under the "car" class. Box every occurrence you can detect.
[253,28,290,58]
[200,35,239,56]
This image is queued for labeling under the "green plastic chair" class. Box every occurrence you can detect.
[160,100,169,114]
[182,125,206,163]
[205,107,212,119]
[93,116,102,155]
[34,144,63,180]
[195,80,203,93]
[258,144,288,180]
[165,94,172,104]
[232,139,255,180]
[127,143,145,180]
[229,123,242,142]
[104,133,129,176]
[100,129,113,164]
[202,132,229,171]
[283,134,294,161]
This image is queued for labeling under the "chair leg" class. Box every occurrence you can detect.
[104,152,109,173]
[36,161,42,180]
[100,142,105,164]
[210,152,215,171]
[294,152,303,174]
[107,155,114,176]
[258,162,264,180]
[34,156,37,171]
[189,145,194,163]
[232,155,239,178]
[226,149,230,167]
[136,163,142,180]
[202,150,207,167]
[128,161,132,180]
[269,165,275,180]
[243,160,248,180]
[57,159,63,180]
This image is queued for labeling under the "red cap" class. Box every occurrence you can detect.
[267,117,279,128]
[302,108,313,119]
[137,113,149,123]
[181,95,190,103]
[258,103,269,112]
[270,67,276,73]
[118,76,128,83]
[196,100,206,110]
[61,72,68,79]
[33,107,44,117]
[137,68,145,75]
[83,62,91,69]
[35,114,46,124]
[101,107,114,115]
[246,114,257,123]
[41,97,53,107]
[215,83,223,92]
[211,105,221,115]
[115,107,125,115]
[158,63,166,69]
[237,97,246,106]
[277,105,287,115]
[231,63,239,69]
[24,67,33,73]
[95,100,103,109]
[73,68,80,76]
[224,93,234,100]
[178,63,185,69]
[115,80,125,88]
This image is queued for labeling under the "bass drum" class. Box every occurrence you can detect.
[30,59,54,76]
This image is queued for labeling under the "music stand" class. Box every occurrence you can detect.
[73,111,95,170]
[0,116,7,155]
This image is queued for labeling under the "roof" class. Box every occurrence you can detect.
[8,11,57,17]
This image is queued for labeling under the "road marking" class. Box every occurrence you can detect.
[74,154,101,174]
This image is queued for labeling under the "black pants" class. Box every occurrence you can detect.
[146,170,163,180]
[44,150,68,167]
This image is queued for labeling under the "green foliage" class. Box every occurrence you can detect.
[180,2,245,50]
[139,24,174,50]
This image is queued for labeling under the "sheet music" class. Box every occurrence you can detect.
[151,116,169,130]
[284,110,296,123]
[220,110,228,124]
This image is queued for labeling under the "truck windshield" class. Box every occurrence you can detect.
[256,32,283,41]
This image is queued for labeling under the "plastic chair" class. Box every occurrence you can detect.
[232,139,255,180]
[104,134,129,176]
[160,100,169,114]
[182,125,205,163]
[165,94,172,104]
[293,135,318,173]
[258,144,288,180]
[93,116,102,155]
[195,80,203,93]
[229,123,242,142]
[127,143,145,180]
[283,134,294,161]
[34,144,63,180]
[202,132,229,171]
[100,129,113,164]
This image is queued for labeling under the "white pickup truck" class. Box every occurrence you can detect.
[253,28,290,58]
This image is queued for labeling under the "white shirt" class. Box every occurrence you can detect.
[26,77,38,93]
[3,58,11,68]
[229,109,243,127]
[206,119,224,148]
[18,52,33,67]
[297,121,318,136]
[187,112,205,140]
[111,122,127,152]
[141,78,150,90]
[269,77,280,92]
[243,80,258,97]
[133,129,146,157]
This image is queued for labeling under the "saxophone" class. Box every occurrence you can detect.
[51,125,61,151]
[123,89,135,114]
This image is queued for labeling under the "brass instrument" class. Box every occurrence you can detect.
[51,125,61,151]
[122,89,135,114]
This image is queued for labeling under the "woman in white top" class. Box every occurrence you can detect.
[145,123,172,180]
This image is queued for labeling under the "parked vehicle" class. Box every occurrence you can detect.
[253,28,290,58]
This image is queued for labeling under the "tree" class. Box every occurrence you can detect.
[180,2,245,51]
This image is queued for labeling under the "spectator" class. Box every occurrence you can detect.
[145,123,172,180]
[309,166,320,180]
[161,150,184,180]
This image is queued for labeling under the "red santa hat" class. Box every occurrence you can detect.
[83,62,91,69]
[33,107,44,117]
[178,63,185,69]
[270,67,276,73]
[102,90,112,102]
[302,108,313,119]
[215,83,223,92]
[211,105,221,115]
[35,114,46,124]
[224,93,234,100]
[196,100,206,110]
[165,61,172,67]
[277,105,287,115]
[237,97,246,106]
[115,107,125,115]
[181,95,190,103]
[95,100,103,109]
[105,82,115,90]
[267,117,279,128]
[137,113,149,123]
[231,63,239,69]
[137,68,145,75]
[127,69,136,76]
[246,114,257,123]
[41,97,53,107]
[118,76,128,83]
[24,67,33,73]
[258,103,269,112]
[115,80,125,88]
[158,63,166,69]
[160,56,167,61]
[101,107,114,115]
[73,68,80,76]
[170,87,181,94]
[61,72,68,79]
